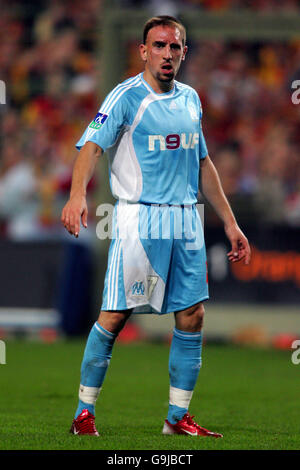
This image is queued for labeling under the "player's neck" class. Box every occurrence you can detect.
[143,71,174,94]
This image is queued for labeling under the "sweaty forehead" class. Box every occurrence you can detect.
[147,25,182,44]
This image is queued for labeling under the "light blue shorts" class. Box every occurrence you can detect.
[101,201,209,314]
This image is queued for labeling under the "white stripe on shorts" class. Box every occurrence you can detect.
[107,239,122,310]
[112,241,122,310]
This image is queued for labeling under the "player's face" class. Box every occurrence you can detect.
[140,25,187,89]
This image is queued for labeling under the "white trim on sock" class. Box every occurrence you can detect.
[79,384,101,405]
[169,386,193,409]
[173,328,202,339]
[94,322,115,338]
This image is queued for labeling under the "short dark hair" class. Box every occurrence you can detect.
[143,15,186,46]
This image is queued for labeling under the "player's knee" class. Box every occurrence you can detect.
[98,311,130,335]
[189,303,204,330]
[175,303,205,332]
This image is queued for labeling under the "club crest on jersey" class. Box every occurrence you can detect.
[131,281,145,296]
[89,112,109,130]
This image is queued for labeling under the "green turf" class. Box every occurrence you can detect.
[0,339,299,450]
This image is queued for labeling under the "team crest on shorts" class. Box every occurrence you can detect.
[89,112,109,130]
[131,281,145,296]
[131,276,158,298]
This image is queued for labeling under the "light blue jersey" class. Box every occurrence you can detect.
[76,72,209,313]
[76,73,208,205]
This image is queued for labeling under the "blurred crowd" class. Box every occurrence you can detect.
[185,40,300,227]
[0,0,299,242]
[183,0,300,9]
[125,0,300,13]
[0,0,101,240]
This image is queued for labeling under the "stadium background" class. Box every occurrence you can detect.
[0,0,299,451]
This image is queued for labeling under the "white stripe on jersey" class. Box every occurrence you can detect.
[99,76,138,114]
[104,78,142,115]
[84,75,142,146]
[140,78,153,95]
[100,74,142,115]
[100,75,141,112]
[109,86,176,202]
[84,126,98,143]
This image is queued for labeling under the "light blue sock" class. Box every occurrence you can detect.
[75,322,116,418]
[167,327,202,424]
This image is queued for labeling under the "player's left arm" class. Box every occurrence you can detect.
[199,155,251,265]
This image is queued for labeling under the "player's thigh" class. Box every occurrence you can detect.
[166,237,208,313]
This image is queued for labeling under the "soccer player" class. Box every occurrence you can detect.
[61,16,251,437]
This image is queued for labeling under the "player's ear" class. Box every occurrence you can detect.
[139,43,147,62]
[182,45,188,61]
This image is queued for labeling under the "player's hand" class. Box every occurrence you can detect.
[61,194,88,238]
[225,222,251,265]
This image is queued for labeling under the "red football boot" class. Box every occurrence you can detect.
[70,409,99,436]
[162,412,223,438]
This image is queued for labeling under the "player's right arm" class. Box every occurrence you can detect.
[62,79,131,237]
[61,141,102,237]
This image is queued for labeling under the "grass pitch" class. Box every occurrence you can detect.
[0,338,299,450]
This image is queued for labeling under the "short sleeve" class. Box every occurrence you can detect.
[199,126,208,160]
[198,96,208,160]
[76,88,128,152]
